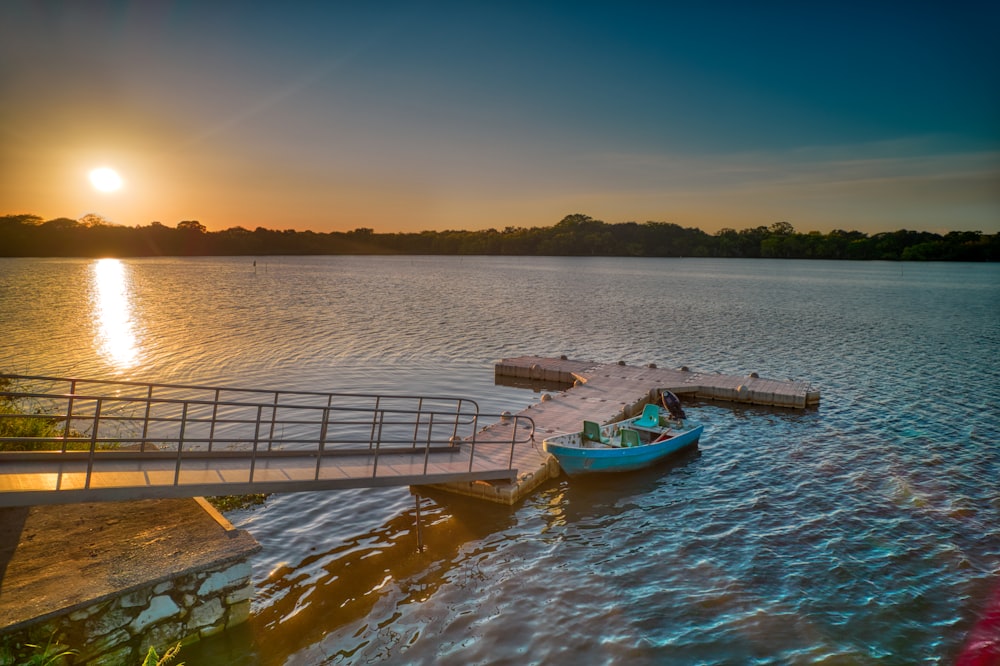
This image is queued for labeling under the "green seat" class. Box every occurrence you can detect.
[634,403,660,429]
[620,428,641,448]
[583,420,609,444]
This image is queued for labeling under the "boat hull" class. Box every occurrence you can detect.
[544,424,703,477]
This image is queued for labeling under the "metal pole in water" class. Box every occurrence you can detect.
[414,493,425,553]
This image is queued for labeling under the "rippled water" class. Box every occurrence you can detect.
[1,256,998,664]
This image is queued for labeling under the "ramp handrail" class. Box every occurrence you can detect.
[0,374,534,498]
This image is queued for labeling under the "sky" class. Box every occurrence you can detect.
[1,1,998,235]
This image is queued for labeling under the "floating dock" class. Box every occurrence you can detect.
[424,356,819,505]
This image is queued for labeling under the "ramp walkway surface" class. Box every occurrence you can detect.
[0,375,532,508]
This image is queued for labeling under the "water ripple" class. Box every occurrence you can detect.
[2,257,998,664]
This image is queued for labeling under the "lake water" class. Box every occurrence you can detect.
[1,256,998,664]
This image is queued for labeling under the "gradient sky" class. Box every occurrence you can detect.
[2,1,998,234]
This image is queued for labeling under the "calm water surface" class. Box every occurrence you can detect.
[1,256,998,665]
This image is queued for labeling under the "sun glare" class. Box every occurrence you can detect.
[89,167,123,192]
[91,258,141,370]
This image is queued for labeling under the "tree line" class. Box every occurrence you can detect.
[1,213,997,261]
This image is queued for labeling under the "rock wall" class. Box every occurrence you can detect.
[0,558,253,665]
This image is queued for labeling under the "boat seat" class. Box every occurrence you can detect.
[633,403,661,429]
[620,428,641,448]
[582,421,609,444]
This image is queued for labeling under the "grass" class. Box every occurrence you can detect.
[206,493,270,512]
[0,375,123,452]
[0,376,67,451]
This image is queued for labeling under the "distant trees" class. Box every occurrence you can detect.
[0,213,996,261]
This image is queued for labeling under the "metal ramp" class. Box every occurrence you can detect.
[0,374,533,507]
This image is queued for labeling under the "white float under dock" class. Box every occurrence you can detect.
[422,356,819,505]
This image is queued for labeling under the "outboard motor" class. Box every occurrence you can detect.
[661,390,687,420]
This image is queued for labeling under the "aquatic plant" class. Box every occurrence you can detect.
[141,642,184,666]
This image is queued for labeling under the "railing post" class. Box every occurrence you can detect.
[267,391,279,451]
[208,387,221,452]
[450,399,462,445]
[174,402,189,486]
[372,410,384,477]
[62,379,77,453]
[369,396,381,449]
[509,417,519,469]
[85,398,102,489]
[249,405,263,483]
[422,413,435,474]
[412,397,423,452]
[467,414,479,473]
[140,384,153,453]
[315,407,330,480]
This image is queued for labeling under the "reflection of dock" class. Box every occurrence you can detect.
[424,356,819,505]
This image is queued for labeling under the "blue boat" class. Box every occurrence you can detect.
[542,391,703,477]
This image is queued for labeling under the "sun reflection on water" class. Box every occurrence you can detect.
[91,258,141,370]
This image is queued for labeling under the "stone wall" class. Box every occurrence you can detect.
[1,558,253,665]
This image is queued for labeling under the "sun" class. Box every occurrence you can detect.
[89,167,123,192]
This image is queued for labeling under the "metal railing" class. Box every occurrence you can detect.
[0,374,534,495]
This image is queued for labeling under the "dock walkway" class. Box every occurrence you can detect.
[0,363,818,507]
[425,356,819,504]
[0,375,532,508]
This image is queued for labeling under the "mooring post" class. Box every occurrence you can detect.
[414,492,425,553]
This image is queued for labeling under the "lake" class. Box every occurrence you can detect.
[1,256,998,664]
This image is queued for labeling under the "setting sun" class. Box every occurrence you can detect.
[89,167,123,193]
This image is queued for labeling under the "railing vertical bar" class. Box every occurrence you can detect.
[315,407,330,480]
[61,379,77,453]
[174,402,189,486]
[412,397,423,451]
[467,413,479,473]
[372,410,384,477]
[208,388,221,452]
[450,398,462,445]
[140,384,153,453]
[422,413,435,474]
[509,417,519,469]
[369,396,381,449]
[84,398,102,489]
[249,405,263,483]
[267,391,279,451]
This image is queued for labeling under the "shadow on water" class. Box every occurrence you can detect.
[183,491,517,665]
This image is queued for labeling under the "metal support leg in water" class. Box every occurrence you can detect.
[414,493,425,553]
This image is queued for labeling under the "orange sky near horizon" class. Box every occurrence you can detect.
[2,3,998,236]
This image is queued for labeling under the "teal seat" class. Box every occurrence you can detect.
[583,420,609,444]
[633,403,660,429]
[620,428,641,448]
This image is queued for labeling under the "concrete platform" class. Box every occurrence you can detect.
[422,356,819,505]
[0,498,260,633]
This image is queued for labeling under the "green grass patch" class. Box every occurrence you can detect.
[206,494,270,512]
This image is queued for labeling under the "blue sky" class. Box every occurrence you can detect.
[1,1,997,234]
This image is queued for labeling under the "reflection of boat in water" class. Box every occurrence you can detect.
[543,390,703,477]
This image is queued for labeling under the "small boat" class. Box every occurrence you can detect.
[543,390,703,477]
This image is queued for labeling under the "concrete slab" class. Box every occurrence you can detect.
[0,498,260,633]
